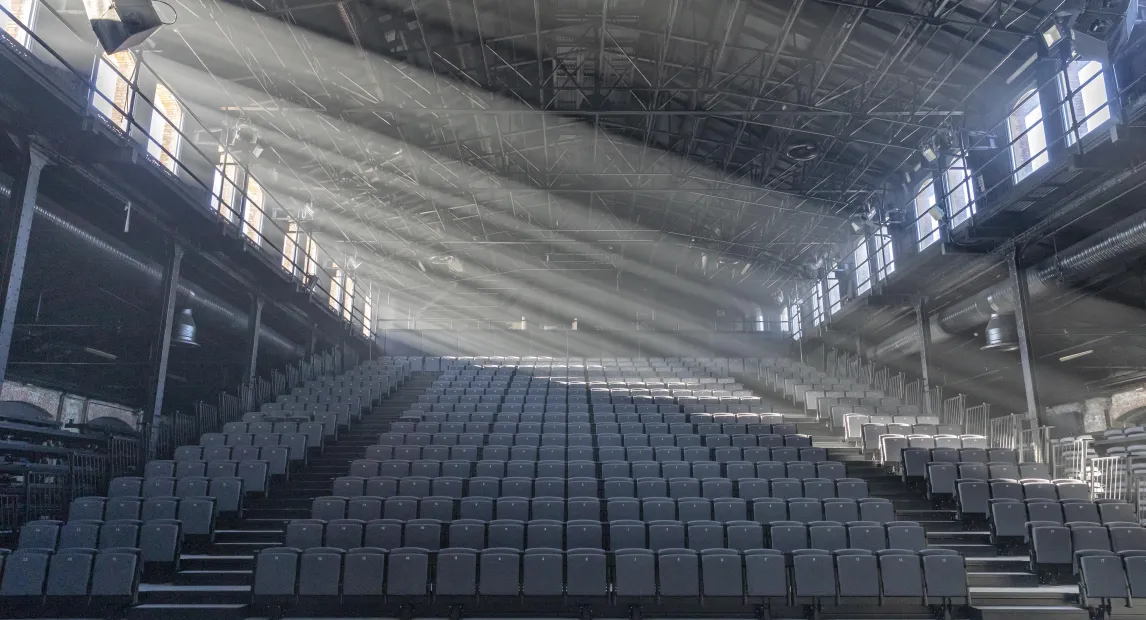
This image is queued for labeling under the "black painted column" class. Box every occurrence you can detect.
[141,243,184,464]
[1009,249,1044,424]
[916,297,934,416]
[0,141,49,390]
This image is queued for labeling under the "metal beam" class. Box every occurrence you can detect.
[141,242,184,465]
[246,294,265,408]
[916,297,934,416]
[1009,249,1043,424]
[0,140,49,390]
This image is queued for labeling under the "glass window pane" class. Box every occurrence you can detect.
[1008,89,1048,183]
[914,179,939,249]
[946,155,976,228]
[146,84,183,173]
[92,52,136,131]
[1064,60,1110,143]
[242,178,264,245]
[854,239,871,295]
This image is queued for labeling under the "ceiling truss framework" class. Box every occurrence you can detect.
[152,0,1049,314]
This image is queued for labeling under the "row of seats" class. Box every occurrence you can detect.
[870,431,988,457]
[1078,549,1146,612]
[329,475,870,500]
[900,446,1038,480]
[285,517,924,553]
[369,444,822,464]
[388,423,806,441]
[401,412,792,427]
[930,464,1083,500]
[0,547,142,605]
[375,434,814,452]
[252,546,968,608]
[956,480,1111,521]
[346,458,846,480]
[222,419,335,440]
[423,389,753,398]
[844,415,941,443]
[17,520,182,568]
[197,432,311,459]
[407,403,770,413]
[1032,522,1146,577]
[395,422,808,442]
[142,459,269,494]
[248,403,357,420]
[162,444,288,477]
[67,496,216,538]
[992,500,1141,545]
[311,495,897,525]
[107,476,243,513]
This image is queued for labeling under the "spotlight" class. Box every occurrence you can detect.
[171,309,200,347]
[83,0,164,54]
[920,145,938,162]
[1042,22,1064,48]
[786,141,821,162]
[981,313,1018,351]
[229,124,264,159]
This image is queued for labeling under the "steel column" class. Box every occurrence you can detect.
[1009,249,1044,423]
[246,294,264,408]
[0,141,49,389]
[916,297,934,416]
[141,243,184,465]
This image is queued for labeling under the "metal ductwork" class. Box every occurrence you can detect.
[0,177,305,358]
[873,172,1146,359]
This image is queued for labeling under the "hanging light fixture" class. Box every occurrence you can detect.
[171,308,200,347]
[981,313,1019,351]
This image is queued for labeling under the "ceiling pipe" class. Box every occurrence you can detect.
[873,168,1146,359]
[0,177,305,359]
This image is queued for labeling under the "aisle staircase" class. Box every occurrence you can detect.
[128,374,437,620]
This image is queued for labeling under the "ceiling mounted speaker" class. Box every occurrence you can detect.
[981,313,1019,352]
[83,0,163,54]
[172,308,200,347]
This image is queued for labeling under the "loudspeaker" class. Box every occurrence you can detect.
[83,0,162,54]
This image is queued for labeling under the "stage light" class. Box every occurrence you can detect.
[83,0,164,54]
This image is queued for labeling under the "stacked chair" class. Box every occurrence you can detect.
[252,359,970,620]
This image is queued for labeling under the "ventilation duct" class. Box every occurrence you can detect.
[873,176,1146,359]
[0,176,304,358]
[981,313,1018,351]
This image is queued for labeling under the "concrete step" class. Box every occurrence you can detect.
[972,605,1088,620]
[138,583,251,605]
[174,569,253,586]
[179,554,255,571]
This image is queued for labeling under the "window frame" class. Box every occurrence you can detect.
[241,177,265,246]
[873,225,895,281]
[1061,59,1111,145]
[146,83,183,173]
[1,0,38,50]
[914,178,940,250]
[1007,87,1049,184]
[945,154,977,228]
[92,51,137,131]
[854,238,872,296]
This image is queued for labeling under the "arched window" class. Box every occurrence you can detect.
[1063,60,1110,143]
[780,305,790,333]
[791,302,803,340]
[914,179,940,249]
[282,221,301,274]
[92,51,137,131]
[147,83,183,173]
[1008,88,1048,183]
[1,0,37,48]
[946,154,976,228]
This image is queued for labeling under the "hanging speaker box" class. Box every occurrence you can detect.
[83,0,163,54]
